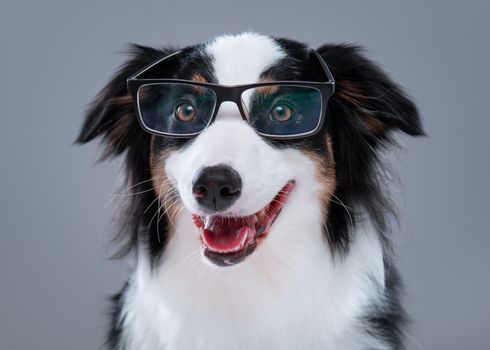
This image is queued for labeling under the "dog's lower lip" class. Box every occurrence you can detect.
[192,180,295,266]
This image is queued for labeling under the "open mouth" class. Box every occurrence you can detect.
[192,181,295,266]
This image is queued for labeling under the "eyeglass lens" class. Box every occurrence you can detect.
[241,85,322,136]
[138,83,217,136]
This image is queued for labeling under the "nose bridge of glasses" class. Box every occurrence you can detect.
[215,101,244,121]
[214,85,253,122]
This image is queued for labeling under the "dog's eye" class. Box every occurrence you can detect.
[269,104,294,122]
[174,103,196,122]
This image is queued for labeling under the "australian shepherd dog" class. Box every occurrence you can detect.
[77,32,423,350]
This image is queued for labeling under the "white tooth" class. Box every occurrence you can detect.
[240,230,248,247]
[258,208,266,220]
[204,216,212,229]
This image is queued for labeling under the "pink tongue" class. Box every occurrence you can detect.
[202,217,256,252]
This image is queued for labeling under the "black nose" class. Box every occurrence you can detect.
[192,165,242,212]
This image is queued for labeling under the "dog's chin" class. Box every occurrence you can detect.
[191,181,295,267]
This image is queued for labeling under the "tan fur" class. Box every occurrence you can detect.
[189,74,212,95]
[337,80,388,134]
[149,141,184,229]
[255,84,279,96]
[108,110,131,143]
[301,136,337,245]
[104,95,134,153]
[256,76,279,95]
[191,74,208,83]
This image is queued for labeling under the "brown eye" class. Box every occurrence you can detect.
[175,103,196,122]
[270,104,293,122]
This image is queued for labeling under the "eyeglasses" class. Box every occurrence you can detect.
[127,50,335,139]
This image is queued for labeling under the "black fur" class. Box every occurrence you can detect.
[106,283,128,350]
[363,263,408,349]
[77,37,423,349]
[318,43,423,255]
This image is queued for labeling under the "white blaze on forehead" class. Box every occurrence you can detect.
[205,32,285,85]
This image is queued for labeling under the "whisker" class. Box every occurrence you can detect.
[104,187,158,208]
[160,198,183,227]
[148,204,162,231]
[144,196,161,214]
[324,190,354,228]
[104,175,169,207]
[171,205,186,223]
[156,179,170,243]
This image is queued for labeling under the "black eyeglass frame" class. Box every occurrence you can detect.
[127,49,335,139]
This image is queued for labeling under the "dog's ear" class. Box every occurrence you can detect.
[75,44,174,158]
[317,44,424,253]
[317,44,424,137]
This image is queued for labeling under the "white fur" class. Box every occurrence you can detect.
[206,32,285,86]
[118,33,388,350]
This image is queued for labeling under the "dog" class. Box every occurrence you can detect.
[77,32,423,350]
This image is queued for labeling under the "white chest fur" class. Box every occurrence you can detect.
[118,218,387,350]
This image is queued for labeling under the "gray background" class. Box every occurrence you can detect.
[1,0,489,349]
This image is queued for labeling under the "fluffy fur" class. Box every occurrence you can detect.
[77,32,423,349]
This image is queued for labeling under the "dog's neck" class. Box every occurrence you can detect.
[117,216,388,350]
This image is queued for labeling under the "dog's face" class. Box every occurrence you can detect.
[77,33,423,269]
[150,34,336,266]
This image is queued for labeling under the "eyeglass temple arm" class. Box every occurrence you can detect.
[310,49,335,91]
[126,50,183,87]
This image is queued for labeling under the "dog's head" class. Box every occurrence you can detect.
[77,33,423,268]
